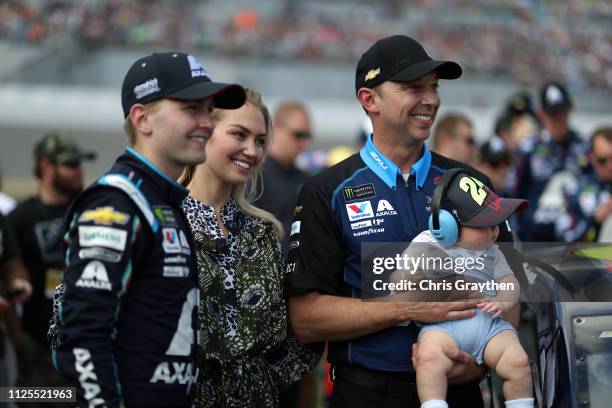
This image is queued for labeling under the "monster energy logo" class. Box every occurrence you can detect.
[343,183,376,202]
[153,206,178,227]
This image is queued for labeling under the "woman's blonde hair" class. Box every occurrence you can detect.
[179,89,284,239]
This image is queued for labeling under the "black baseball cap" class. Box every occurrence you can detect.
[479,136,512,167]
[355,35,462,92]
[505,91,535,118]
[441,170,528,227]
[121,52,246,117]
[540,81,572,114]
[34,132,96,166]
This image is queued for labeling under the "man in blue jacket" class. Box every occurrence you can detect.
[286,35,524,408]
[52,52,245,407]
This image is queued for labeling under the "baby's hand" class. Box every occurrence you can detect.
[477,298,503,319]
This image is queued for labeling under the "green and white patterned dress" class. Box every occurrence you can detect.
[183,197,321,407]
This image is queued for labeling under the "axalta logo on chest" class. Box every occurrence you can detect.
[375,199,397,217]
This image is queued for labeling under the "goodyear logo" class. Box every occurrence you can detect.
[343,183,376,202]
[365,68,380,82]
[79,207,129,225]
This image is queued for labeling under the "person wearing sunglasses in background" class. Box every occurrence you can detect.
[555,127,612,242]
[253,100,318,408]
[430,112,477,165]
[254,101,313,254]
[7,132,95,395]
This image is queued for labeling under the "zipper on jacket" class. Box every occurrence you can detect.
[404,175,419,228]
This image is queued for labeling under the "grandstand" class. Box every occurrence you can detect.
[0,0,610,196]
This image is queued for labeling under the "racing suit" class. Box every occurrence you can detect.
[53,147,198,407]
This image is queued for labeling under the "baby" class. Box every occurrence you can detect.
[400,170,534,408]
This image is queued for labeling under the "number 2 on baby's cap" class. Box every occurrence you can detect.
[459,176,487,206]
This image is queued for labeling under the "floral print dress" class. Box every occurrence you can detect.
[182,197,321,408]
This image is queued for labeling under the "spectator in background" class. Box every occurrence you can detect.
[503,92,539,151]
[555,127,612,242]
[7,132,95,391]
[254,101,312,253]
[0,168,16,215]
[0,213,31,390]
[356,117,374,150]
[473,136,513,196]
[254,101,318,408]
[430,113,476,165]
[512,81,590,242]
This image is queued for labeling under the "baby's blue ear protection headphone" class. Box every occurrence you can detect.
[428,168,463,247]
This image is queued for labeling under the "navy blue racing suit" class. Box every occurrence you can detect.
[512,128,590,241]
[53,148,198,407]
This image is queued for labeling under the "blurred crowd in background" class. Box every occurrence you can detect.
[1,0,611,92]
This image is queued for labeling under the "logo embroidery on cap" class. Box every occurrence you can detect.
[134,78,160,100]
[545,85,563,105]
[187,55,208,78]
[365,68,380,81]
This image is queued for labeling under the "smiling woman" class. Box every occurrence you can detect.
[178,89,322,407]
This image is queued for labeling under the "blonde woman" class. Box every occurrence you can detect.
[180,89,321,407]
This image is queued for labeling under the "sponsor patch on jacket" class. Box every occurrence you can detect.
[375,199,397,216]
[76,260,112,291]
[79,247,122,263]
[162,228,191,255]
[345,201,374,222]
[73,348,105,405]
[164,255,187,264]
[79,226,127,251]
[79,207,130,225]
[153,206,178,227]
[290,221,301,236]
[163,266,190,278]
[162,228,182,253]
[351,220,372,230]
[343,183,376,202]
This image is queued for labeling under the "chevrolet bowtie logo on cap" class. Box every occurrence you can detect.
[365,68,381,82]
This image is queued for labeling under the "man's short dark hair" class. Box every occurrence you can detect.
[590,127,612,152]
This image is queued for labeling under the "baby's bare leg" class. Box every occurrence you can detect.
[416,330,458,403]
[483,330,532,400]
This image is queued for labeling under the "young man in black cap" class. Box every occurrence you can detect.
[286,35,524,407]
[51,52,245,407]
[8,131,95,391]
[512,81,590,241]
